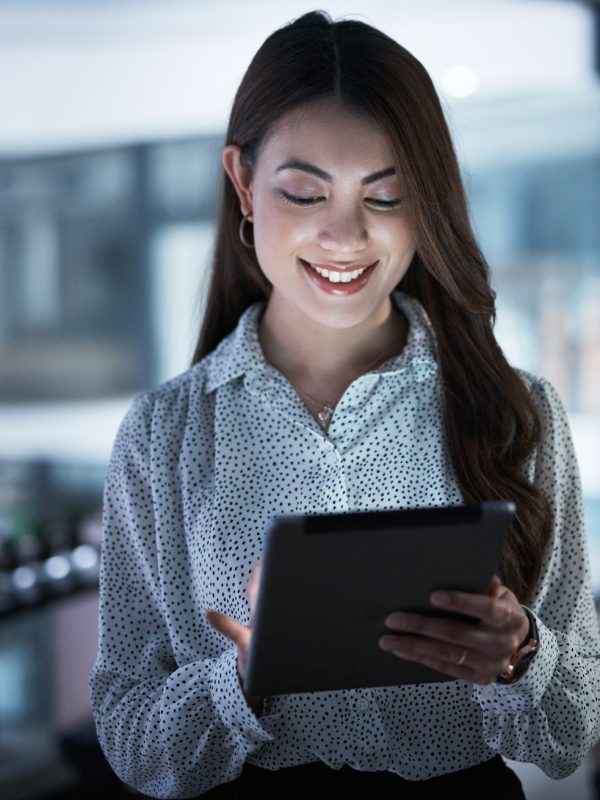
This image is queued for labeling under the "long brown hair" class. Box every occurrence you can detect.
[191,10,551,602]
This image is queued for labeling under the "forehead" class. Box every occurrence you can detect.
[257,99,395,173]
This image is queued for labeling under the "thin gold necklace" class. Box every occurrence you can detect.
[292,348,396,432]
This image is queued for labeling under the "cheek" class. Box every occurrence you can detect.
[253,202,312,257]
[377,222,416,282]
[252,215,295,279]
[378,218,415,251]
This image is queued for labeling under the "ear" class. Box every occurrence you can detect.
[222,144,254,218]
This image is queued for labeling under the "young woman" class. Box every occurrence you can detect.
[90,10,600,799]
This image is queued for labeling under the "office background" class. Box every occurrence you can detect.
[0,1,599,798]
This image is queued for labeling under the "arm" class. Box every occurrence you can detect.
[89,395,272,799]
[379,375,600,777]
[470,375,600,777]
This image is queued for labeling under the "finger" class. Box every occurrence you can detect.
[488,575,503,597]
[379,636,494,685]
[384,611,486,649]
[247,560,263,612]
[249,559,262,582]
[487,584,526,634]
[427,591,529,664]
[385,611,478,644]
[485,589,528,633]
[488,602,516,629]
[415,654,494,685]
[429,587,517,628]
[205,611,251,649]
[379,634,471,668]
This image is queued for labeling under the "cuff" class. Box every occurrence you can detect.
[472,611,559,712]
[210,648,274,748]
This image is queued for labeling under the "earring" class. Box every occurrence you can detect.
[239,213,254,249]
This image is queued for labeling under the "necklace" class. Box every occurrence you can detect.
[292,348,397,432]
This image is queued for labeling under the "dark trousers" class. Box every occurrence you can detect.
[200,755,526,798]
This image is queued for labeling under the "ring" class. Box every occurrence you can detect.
[502,606,512,626]
[457,649,468,667]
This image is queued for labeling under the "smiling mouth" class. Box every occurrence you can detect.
[300,259,377,284]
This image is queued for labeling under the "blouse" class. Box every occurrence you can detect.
[90,290,600,799]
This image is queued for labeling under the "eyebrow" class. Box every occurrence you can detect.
[275,159,396,185]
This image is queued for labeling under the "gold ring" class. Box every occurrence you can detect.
[457,649,468,667]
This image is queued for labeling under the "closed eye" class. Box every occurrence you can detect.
[367,198,403,209]
[279,191,324,206]
[278,190,402,209]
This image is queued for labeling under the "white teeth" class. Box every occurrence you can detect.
[310,264,368,283]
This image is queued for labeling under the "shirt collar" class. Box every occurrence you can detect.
[204,302,268,393]
[203,291,438,394]
[386,291,438,374]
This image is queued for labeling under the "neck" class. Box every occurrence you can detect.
[258,296,407,392]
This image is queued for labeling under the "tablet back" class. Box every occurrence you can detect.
[244,501,514,696]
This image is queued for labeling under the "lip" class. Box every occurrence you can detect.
[299,258,378,295]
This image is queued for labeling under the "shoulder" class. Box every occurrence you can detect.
[115,362,214,450]
[515,370,579,479]
[515,368,559,401]
[515,369,571,433]
[148,361,212,412]
[114,306,262,452]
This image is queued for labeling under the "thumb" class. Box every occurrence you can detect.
[205,611,250,649]
[247,560,263,622]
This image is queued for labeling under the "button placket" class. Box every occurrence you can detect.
[335,373,380,417]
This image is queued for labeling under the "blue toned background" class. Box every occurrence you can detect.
[0,2,598,799]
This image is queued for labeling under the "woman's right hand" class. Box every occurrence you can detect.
[205,560,263,711]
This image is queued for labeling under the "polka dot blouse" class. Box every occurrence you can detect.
[90,291,600,799]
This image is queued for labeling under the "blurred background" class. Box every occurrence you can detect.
[0,0,598,798]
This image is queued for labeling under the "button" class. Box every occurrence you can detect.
[326,449,339,466]
[357,696,369,712]
[480,685,496,700]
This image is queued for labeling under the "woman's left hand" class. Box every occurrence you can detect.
[378,575,530,684]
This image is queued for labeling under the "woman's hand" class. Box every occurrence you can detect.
[205,560,263,712]
[378,575,531,684]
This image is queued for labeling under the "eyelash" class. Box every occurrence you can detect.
[278,190,402,210]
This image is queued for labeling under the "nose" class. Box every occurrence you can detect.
[316,202,369,254]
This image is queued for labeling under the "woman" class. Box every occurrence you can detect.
[90,10,600,799]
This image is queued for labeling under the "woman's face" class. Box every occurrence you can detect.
[224,98,416,332]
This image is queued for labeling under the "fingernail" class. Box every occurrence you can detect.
[379,636,407,656]
[430,590,450,606]
[385,612,410,628]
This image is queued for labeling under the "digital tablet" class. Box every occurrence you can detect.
[243,501,515,696]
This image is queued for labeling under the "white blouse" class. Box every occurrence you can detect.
[90,291,600,799]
